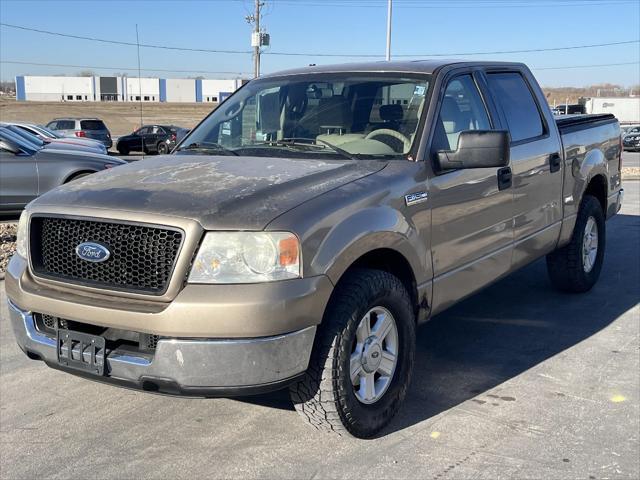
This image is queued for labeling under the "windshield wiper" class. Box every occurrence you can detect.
[263,137,359,161]
[177,141,238,156]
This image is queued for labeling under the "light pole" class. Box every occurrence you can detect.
[386,0,392,61]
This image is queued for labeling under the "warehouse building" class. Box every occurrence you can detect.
[15,75,245,103]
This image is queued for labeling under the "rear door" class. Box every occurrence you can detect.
[54,119,76,137]
[427,71,514,315]
[483,69,564,269]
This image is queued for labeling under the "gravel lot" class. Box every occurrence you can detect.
[0,184,638,478]
[0,223,17,278]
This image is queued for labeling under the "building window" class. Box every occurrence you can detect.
[67,95,73,100]
[144,96,150,101]
[152,96,155,101]
[212,96,218,102]
[85,95,88,100]
[76,95,82,100]
[135,96,141,101]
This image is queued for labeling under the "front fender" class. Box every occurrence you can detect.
[309,206,429,288]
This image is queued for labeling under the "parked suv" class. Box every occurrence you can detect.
[116,125,187,155]
[46,118,112,149]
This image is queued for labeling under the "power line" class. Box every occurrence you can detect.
[1,22,637,58]
[0,22,252,54]
[2,59,637,75]
[532,61,640,70]
[271,0,638,7]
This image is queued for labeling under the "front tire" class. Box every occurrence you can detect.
[117,145,129,155]
[289,269,416,438]
[546,194,605,293]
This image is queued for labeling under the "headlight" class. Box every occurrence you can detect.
[16,210,29,258]
[188,232,301,284]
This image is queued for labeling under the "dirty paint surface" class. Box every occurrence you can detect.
[32,155,386,230]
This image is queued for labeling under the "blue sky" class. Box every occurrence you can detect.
[1,0,639,87]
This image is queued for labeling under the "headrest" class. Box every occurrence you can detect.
[318,96,350,127]
[440,96,465,134]
[380,104,404,121]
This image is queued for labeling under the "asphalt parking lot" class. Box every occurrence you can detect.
[0,183,638,479]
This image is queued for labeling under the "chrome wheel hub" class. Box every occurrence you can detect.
[582,216,598,273]
[350,307,399,405]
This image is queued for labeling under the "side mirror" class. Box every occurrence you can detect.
[437,130,510,170]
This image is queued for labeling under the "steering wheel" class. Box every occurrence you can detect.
[364,129,411,152]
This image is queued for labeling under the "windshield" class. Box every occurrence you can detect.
[181,73,430,160]
[5,125,45,147]
[35,125,63,138]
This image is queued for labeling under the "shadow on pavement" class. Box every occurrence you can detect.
[236,213,640,437]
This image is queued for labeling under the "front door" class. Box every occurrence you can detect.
[427,72,514,315]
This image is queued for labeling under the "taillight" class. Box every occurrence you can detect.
[171,133,176,141]
[75,131,86,137]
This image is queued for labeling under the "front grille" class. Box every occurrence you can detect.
[30,216,183,295]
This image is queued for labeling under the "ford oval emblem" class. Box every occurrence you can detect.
[75,242,111,263]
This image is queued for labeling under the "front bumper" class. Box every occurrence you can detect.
[6,254,333,338]
[8,300,316,396]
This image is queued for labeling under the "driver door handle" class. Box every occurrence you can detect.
[550,153,562,173]
[497,166,512,191]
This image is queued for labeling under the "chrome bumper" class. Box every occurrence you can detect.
[8,300,316,396]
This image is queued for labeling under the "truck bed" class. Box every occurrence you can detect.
[555,113,617,134]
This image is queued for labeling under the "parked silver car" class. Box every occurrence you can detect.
[0,127,125,214]
[46,118,113,149]
[7,122,107,154]
[0,122,107,155]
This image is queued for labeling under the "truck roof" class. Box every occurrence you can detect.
[261,60,528,78]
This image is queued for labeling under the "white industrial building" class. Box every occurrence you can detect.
[201,79,242,103]
[17,76,94,102]
[16,75,245,103]
[163,79,196,103]
[125,77,160,102]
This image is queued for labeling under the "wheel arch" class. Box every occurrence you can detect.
[583,173,607,213]
[63,169,96,183]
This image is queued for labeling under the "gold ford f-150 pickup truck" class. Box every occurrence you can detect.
[6,60,623,438]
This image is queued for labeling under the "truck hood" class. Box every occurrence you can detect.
[33,154,386,229]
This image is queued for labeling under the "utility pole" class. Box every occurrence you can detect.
[386,0,392,61]
[247,0,265,78]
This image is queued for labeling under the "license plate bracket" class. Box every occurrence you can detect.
[57,328,106,376]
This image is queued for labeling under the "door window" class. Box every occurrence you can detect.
[57,120,75,130]
[486,72,544,142]
[433,75,491,152]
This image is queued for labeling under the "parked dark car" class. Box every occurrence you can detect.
[116,125,187,155]
[46,118,113,149]
[623,127,640,151]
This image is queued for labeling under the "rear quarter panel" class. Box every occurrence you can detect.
[34,150,109,195]
[557,120,621,246]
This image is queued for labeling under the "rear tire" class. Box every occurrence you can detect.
[289,269,416,438]
[546,194,605,293]
[157,143,169,155]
